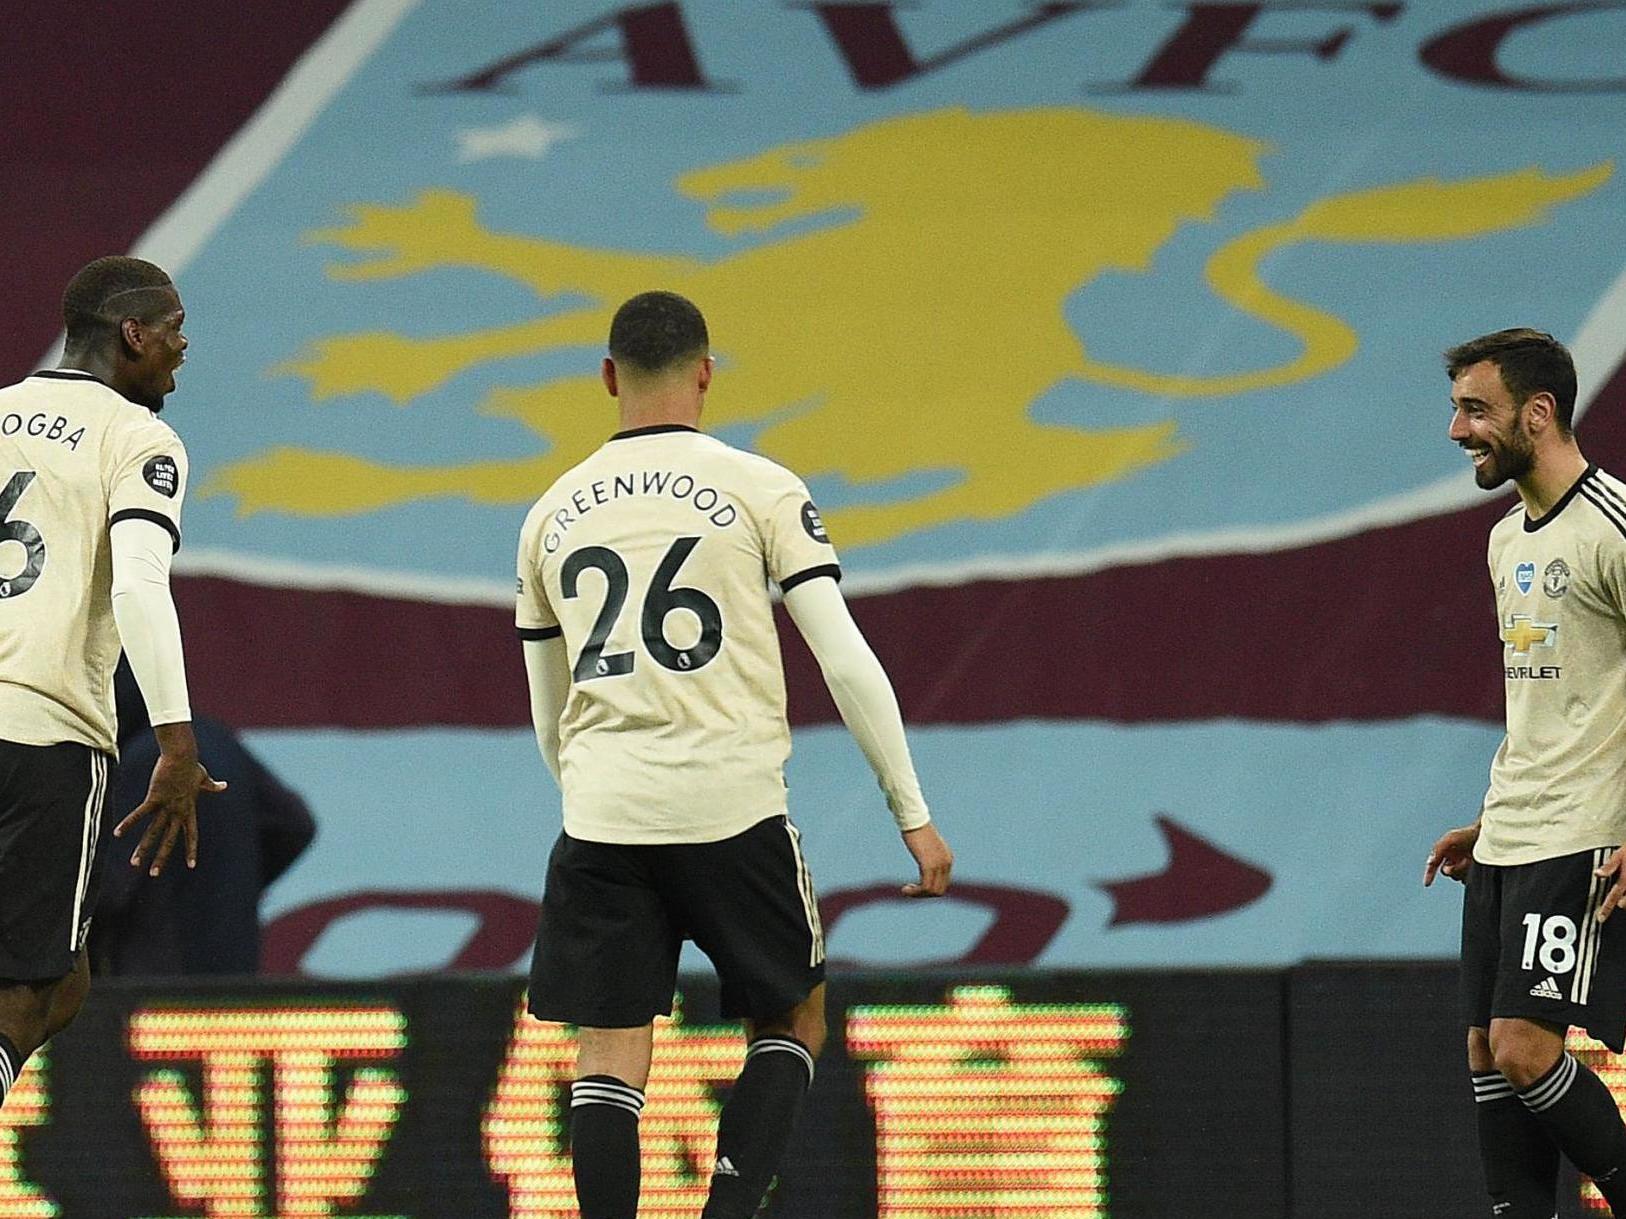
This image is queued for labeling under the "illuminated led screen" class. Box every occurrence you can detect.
[0,972,1285,1217]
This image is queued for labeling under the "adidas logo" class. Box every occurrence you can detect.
[712,1156,740,1178]
[1529,976,1564,1000]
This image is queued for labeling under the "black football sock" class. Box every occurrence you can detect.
[1473,1070,1559,1217]
[0,1034,23,1108]
[570,1075,644,1219]
[1519,1052,1626,1210]
[701,1035,816,1219]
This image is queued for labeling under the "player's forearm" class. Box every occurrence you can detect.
[110,519,193,730]
[522,638,568,787]
[536,722,561,785]
[784,580,930,831]
[823,651,930,830]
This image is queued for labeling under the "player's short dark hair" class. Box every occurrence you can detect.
[1444,328,1578,435]
[62,256,176,345]
[608,291,708,374]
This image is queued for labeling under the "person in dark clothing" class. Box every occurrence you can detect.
[92,664,316,975]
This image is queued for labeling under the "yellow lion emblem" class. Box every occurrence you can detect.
[208,106,1607,548]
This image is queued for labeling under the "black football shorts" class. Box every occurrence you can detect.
[0,739,115,981]
[1462,846,1626,1051]
[529,813,825,1027]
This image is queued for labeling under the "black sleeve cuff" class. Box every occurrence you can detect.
[110,508,181,553]
[779,564,842,594]
[518,625,563,641]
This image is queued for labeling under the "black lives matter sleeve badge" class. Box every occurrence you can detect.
[801,500,830,543]
[143,455,179,498]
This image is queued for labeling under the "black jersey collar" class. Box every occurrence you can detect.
[1523,463,1597,533]
[609,424,700,441]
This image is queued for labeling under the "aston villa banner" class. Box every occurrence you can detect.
[88,1,1626,974]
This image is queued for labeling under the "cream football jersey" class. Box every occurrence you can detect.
[0,371,187,754]
[517,425,840,844]
[1477,465,1626,865]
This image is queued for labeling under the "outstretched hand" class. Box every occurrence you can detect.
[1424,823,1480,887]
[901,822,953,898]
[114,752,227,876]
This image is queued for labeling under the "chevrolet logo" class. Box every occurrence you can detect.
[1501,615,1557,653]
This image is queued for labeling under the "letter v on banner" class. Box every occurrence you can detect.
[423,3,714,94]
[797,1,1109,89]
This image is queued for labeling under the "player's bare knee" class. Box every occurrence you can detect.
[576,1024,655,1091]
[1467,1026,1495,1072]
[1488,1018,1564,1088]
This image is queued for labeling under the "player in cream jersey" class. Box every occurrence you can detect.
[516,292,951,1219]
[0,258,224,1116]
[1427,330,1626,1217]
[518,428,857,844]
[1479,465,1626,866]
[0,369,187,751]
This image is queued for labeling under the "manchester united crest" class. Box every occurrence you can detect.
[1543,558,1572,599]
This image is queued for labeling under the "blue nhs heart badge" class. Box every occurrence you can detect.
[1515,562,1536,595]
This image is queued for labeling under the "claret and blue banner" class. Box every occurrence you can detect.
[23,1,1626,975]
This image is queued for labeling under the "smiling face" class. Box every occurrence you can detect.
[1449,358,1535,491]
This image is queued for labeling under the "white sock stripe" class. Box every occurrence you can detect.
[1521,1058,1570,1109]
[572,1085,647,1118]
[572,1098,647,1118]
[0,1054,13,1095]
[571,1078,643,1094]
[1521,1054,1579,1113]
[748,1037,816,1080]
[570,1094,645,1116]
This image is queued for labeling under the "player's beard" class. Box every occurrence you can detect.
[1475,412,1535,490]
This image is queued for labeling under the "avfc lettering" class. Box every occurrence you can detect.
[429,3,1625,96]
